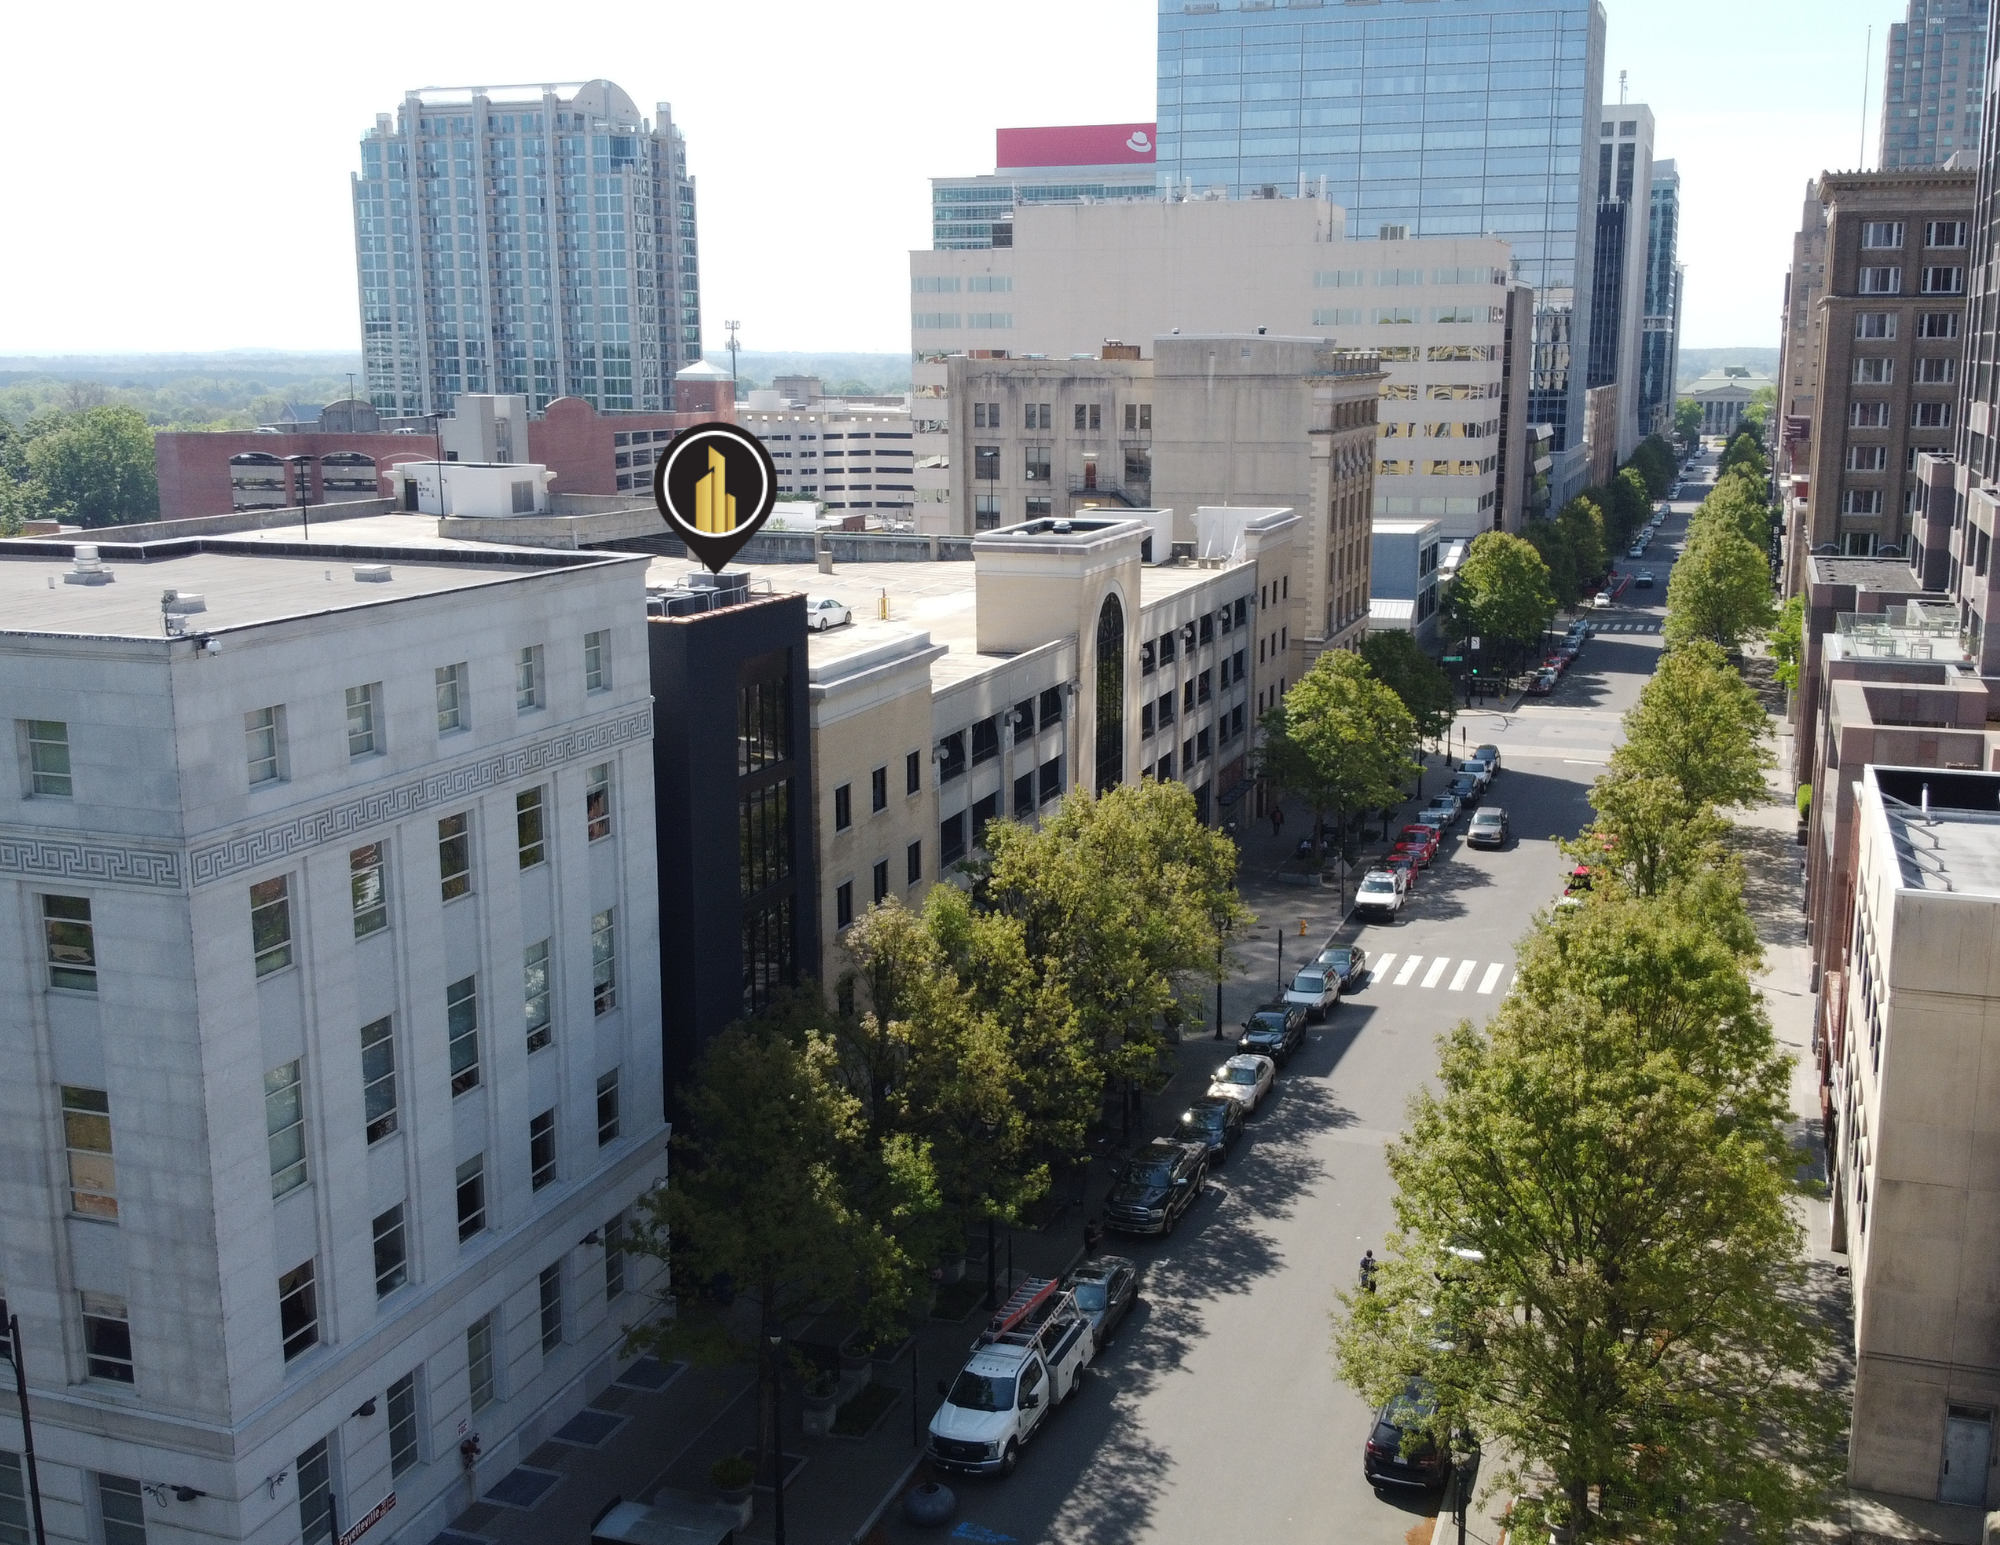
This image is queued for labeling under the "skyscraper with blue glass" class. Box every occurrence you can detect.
[1155,0,1606,490]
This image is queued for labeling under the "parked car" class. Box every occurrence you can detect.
[1355,867,1408,920]
[1104,1138,1210,1236]
[1206,1053,1277,1114]
[928,1281,1095,1476]
[1244,1001,1310,1057]
[1424,790,1462,826]
[1526,668,1559,696]
[1473,744,1502,776]
[1314,944,1369,991]
[1593,589,1614,607]
[1281,967,1338,1025]
[1390,839,1430,876]
[1384,849,1422,889]
[1466,806,1509,848]
[1396,825,1440,864]
[1634,570,1656,588]
[1065,1256,1139,1346]
[1627,543,1645,559]
[1456,759,1493,794]
[1173,1095,1246,1161]
[807,597,853,631]
[1364,1379,1452,1491]
[1447,772,1483,808]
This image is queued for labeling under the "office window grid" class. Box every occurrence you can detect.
[438,813,472,900]
[373,1204,409,1297]
[250,876,293,976]
[43,895,95,991]
[587,762,614,840]
[517,787,548,868]
[81,1293,133,1383]
[530,1109,557,1190]
[97,1474,146,1545]
[278,1260,319,1361]
[597,1069,621,1146]
[25,720,71,797]
[592,909,617,1014]
[447,975,480,1095]
[297,1438,334,1545]
[516,645,544,711]
[350,842,389,936]
[346,683,382,758]
[387,1370,421,1475]
[246,706,284,785]
[584,629,611,692]
[266,1061,308,1198]
[457,1155,487,1241]
[61,1086,117,1220]
[362,1017,398,1142]
[436,663,467,732]
[525,940,553,1053]
[539,1263,563,1353]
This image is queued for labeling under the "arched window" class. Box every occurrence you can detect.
[1094,593,1125,794]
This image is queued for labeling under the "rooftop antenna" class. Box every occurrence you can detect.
[1619,70,1628,106]
[725,319,741,385]
[1861,24,1873,169]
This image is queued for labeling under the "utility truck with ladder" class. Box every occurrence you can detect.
[927,1277,1095,1477]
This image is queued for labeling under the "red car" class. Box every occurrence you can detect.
[1527,668,1559,695]
[1385,850,1421,887]
[1396,825,1441,865]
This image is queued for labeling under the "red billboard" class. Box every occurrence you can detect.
[996,123,1157,170]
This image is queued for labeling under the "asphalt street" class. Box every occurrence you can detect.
[885,467,1714,1545]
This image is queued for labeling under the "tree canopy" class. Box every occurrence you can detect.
[1769,595,1804,691]
[1446,531,1558,653]
[1674,398,1703,442]
[1258,649,1418,859]
[1359,629,1457,745]
[1627,434,1678,500]
[1611,640,1773,814]
[2,406,160,529]
[1664,520,1776,652]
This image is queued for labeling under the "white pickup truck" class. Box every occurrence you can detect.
[927,1278,1095,1477]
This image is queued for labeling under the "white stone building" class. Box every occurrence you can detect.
[0,538,666,1545]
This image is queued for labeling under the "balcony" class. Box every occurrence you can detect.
[1834,603,1969,663]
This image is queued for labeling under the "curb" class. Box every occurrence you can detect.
[849,1451,924,1545]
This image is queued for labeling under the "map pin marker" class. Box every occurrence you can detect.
[653,421,779,573]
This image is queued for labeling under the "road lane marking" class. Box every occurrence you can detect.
[1395,956,1423,986]
[1369,954,1396,985]
[1478,963,1505,994]
[1421,957,1450,988]
[1448,960,1476,991]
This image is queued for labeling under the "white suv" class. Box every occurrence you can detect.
[1355,868,1407,920]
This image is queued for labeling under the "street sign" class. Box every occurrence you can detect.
[1442,655,1464,663]
[1470,637,1481,650]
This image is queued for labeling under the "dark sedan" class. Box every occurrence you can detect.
[1173,1095,1246,1161]
[1364,1379,1451,1491]
[1315,944,1369,991]
[1239,1003,1307,1063]
[1065,1256,1138,1346]
[1447,773,1483,808]
[1103,1138,1209,1236]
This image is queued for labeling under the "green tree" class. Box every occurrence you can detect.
[1664,521,1776,652]
[1595,465,1653,550]
[1627,435,1678,500]
[1335,922,1842,1544]
[1445,531,1558,668]
[23,406,159,526]
[1611,640,1773,814]
[1769,594,1805,691]
[1520,518,1581,611]
[1674,398,1704,442]
[1718,430,1768,483]
[1359,630,1456,747]
[1258,649,1418,864]
[1695,469,1772,550]
[1570,770,1735,903]
[1741,385,1776,442]
[1555,494,1609,588]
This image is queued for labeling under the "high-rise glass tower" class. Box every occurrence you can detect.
[1880,0,1989,170]
[1155,0,1606,484]
[354,80,700,417]
[1638,158,1682,440]
[1585,104,1653,462]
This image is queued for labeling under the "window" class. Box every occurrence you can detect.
[1858,267,1902,294]
[24,720,70,797]
[1854,357,1894,383]
[834,783,852,831]
[584,629,611,692]
[539,1263,564,1353]
[1919,311,1961,338]
[1847,445,1889,471]
[1142,701,1155,738]
[836,880,854,929]
[251,876,293,977]
[346,683,382,758]
[278,1260,319,1360]
[972,401,997,428]
[871,765,888,813]
[467,1314,496,1411]
[742,896,794,1014]
[907,839,923,885]
[740,780,792,895]
[42,895,96,991]
[361,1017,397,1143]
[971,792,1000,849]
[592,909,617,1014]
[1861,220,1905,248]
[1157,691,1176,727]
[938,730,966,782]
[1843,488,1885,515]
[62,1086,117,1219]
[524,941,552,1053]
[1927,220,1967,247]
[939,812,967,866]
[974,445,1000,480]
[1850,402,1892,428]
[1157,748,1175,780]
[1039,757,1062,804]
[1124,403,1152,431]
[1073,403,1102,431]
[387,1370,421,1475]
[586,762,613,840]
[1011,698,1036,742]
[1,1452,28,1543]
[1197,669,1213,704]
[296,1439,334,1545]
[96,1473,146,1545]
[516,645,544,712]
[79,1292,134,1384]
[1913,401,1955,427]
[1158,630,1177,666]
[1025,402,1051,430]
[1199,614,1214,645]
[873,859,889,904]
[530,1109,557,1190]
[1039,688,1062,728]
[456,1155,487,1241]
[266,1061,307,1198]
[604,1217,626,1301]
[246,706,285,785]
[374,1204,409,1297]
[516,787,547,868]
[348,842,389,937]
[1915,356,1956,383]
[907,749,922,794]
[438,813,472,900]
[1025,496,1051,519]
[447,976,479,1096]
[436,663,467,733]
[1855,312,1896,339]
[1025,446,1051,482]
[974,494,1001,530]
[1922,266,1965,294]
[972,715,1000,765]
[597,1068,621,1146]
[1014,772,1034,817]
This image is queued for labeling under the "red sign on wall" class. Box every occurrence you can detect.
[996,123,1157,170]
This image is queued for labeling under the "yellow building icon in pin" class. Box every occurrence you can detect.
[694,445,736,533]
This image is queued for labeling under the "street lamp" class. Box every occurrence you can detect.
[9,1314,46,1545]
[766,1332,787,1545]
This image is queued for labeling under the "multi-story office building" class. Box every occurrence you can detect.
[0,535,666,1545]
[1154,0,1607,498]
[1638,158,1684,440]
[1776,181,1830,553]
[1368,517,1444,647]
[929,124,1160,250]
[735,398,918,521]
[355,80,701,418]
[1585,105,1655,464]
[1787,168,1975,586]
[1880,0,1991,171]
[908,198,1508,543]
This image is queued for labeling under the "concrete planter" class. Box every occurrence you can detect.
[800,1389,839,1438]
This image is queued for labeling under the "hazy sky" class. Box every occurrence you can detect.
[2,0,1905,358]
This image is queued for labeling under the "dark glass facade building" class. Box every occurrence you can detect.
[1154,0,1606,475]
[1880,0,1990,171]
[1638,158,1682,441]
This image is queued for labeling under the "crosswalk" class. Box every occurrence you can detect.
[1365,952,1514,995]
[1592,620,1662,633]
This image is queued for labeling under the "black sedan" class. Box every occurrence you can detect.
[1239,1004,1307,1064]
[1173,1095,1246,1161]
[1065,1256,1138,1346]
[1314,945,1368,992]
[1364,1378,1451,1491]
[1448,772,1483,808]
[1103,1139,1208,1236]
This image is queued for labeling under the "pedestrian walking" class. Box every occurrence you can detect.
[1271,805,1285,838]
[1359,1249,1376,1292]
